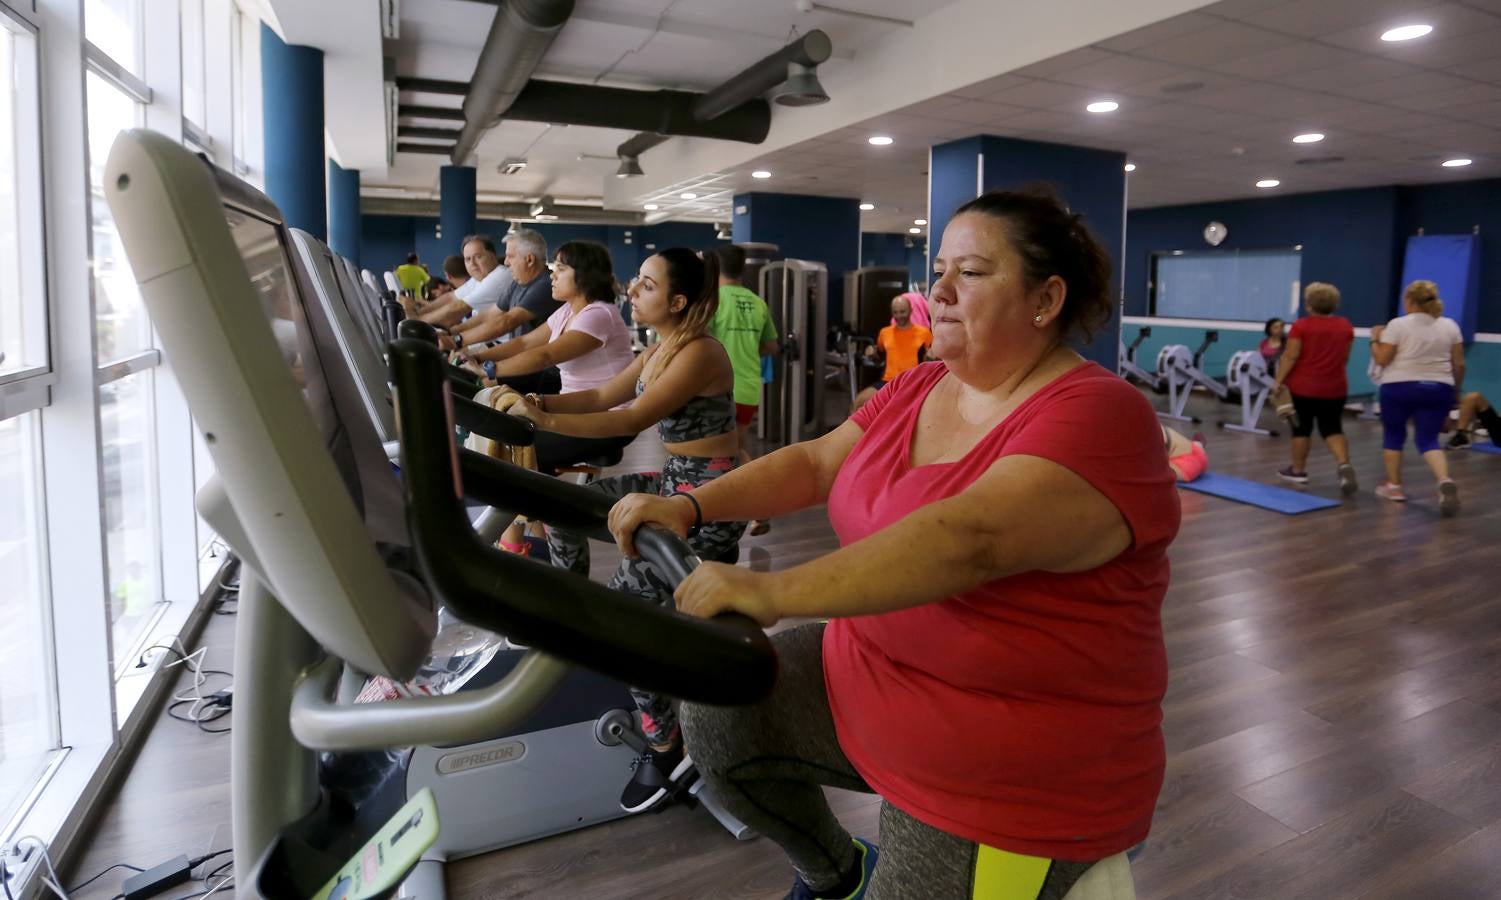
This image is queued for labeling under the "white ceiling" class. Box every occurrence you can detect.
[364,0,1501,237]
[711,0,1501,231]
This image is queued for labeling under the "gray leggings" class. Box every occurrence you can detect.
[547,454,745,745]
[681,624,1094,900]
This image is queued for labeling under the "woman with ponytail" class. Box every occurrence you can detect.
[493,247,744,812]
[1369,279,1466,513]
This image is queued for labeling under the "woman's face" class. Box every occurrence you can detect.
[627,255,683,327]
[929,212,1054,363]
[549,256,577,301]
[1269,319,1285,339]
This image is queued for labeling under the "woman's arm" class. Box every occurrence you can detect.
[539,352,647,415]
[469,325,549,363]
[534,341,725,438]
[672,453,1132,626]
[1272,337,1302,390]
[608,417,866,557]
[1452,342,1466,392]
[490,330,602,380]
[1370,337,1397,367]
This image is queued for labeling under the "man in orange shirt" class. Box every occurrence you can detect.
[854,295,932,411]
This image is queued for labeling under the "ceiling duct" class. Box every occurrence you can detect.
[451,0,575,165]
[614,29,833,169]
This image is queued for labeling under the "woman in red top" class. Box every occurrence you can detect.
[610,189,1179,900]
[1270,282,1357,493]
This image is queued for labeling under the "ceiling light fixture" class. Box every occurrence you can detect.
[616,156,644,178]
[680,192,698,199]
[908,227,922,234]
[1086,100,1119,113]
[1256,179,1280,188]
[859,202,875,210]
[643,203,659,210]
[752,170,772,179]
[1442,157,1473,167]
[772,62,831,107]
[868,135,894,146]
[1381,24,1433,41]
[1293,132,1325,144]
[913,218,927,225]
[1124,163,1137,172]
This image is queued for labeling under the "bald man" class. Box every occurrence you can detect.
[853,295,932,411]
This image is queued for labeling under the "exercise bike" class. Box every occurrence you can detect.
[1218,350,1278,437]
[1117,327,1162,391]
[1154,331,1228,423]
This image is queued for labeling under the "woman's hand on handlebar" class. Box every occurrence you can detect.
[675,563,782,628]
[608,493,696,559]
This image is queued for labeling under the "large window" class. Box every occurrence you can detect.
[1151,249,1302,322]
[85,0,141,77]
[87,71,149,364]
[0,19,45,380]
[180,0,205,129]
[99,372,163,675]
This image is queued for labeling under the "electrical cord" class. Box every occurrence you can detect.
[65,862,145,894]
[10,836,69,899]
[140,642,234,735]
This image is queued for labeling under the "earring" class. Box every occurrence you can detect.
[1033,314,1044,324]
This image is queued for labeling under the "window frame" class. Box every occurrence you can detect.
[0,3,52,398]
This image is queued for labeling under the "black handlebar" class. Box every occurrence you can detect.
[388,337,777,706]
[450,395,536,447]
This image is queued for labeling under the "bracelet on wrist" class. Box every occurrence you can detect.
[675,492,703,534]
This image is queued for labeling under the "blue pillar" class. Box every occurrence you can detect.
[261,25,325,240]
[928,135,1126,369]
[440,165,477,253]
[327,159,360,265]
[729,192,861,323]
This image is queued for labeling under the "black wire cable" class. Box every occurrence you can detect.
[66,861,146,894]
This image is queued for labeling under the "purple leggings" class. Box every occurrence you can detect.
[1379,381,1453,453]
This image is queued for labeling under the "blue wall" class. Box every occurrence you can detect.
[1125,187,1402,326]
[731,191,861,322]
[1398,179,1501,333]
[860,232,928,294]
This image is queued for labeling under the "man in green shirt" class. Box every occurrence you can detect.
[708,244,778,534]
[394,252,429,296]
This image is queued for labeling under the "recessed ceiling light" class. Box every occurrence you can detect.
[1256,179,1281,188]
[643,203,659,210]
[1442,158,1473,167]
[680,192,698,199]
[751,170,772,179]
[1124,163,1137,172]
[1086,100,1119,113]
[868,135,894,146]
[1293,132,1325,144]
[913,218,927,226]
[908,227,922,234]
[1381,24,1433,42]
[859,202,875,210]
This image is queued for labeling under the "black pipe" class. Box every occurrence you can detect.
[400,104,465,121]
[398,125,463,140]
[397,143,454,156]
[504,80,770,144]
[396,77,469,95]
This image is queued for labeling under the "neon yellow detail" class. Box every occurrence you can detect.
[971,844,1050,899]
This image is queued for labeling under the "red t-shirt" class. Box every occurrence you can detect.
[824,361,1179,861]
[1284,315,1354,399]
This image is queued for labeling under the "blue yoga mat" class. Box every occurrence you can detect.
[1179,472,1341,515]
[1471,441,1501,455]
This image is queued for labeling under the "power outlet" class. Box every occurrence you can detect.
[1,843,40,896]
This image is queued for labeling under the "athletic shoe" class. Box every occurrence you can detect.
[1438,480,1460,517]
[1277,467,1309,484]
[786,838,879,900]
[619,743,695,813]
[749,519,772,537]
[1446,431,1471,450]
[1337,463,1359,496]
[1375,482,1407,503]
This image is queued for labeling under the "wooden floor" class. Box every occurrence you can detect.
[67,389,1501,899]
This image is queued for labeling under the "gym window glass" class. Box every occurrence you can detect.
[0,4,60,834]
[180,0,206,131]
[1151,249,1303,322]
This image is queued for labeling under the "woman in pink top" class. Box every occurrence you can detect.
[607,190,1178,899]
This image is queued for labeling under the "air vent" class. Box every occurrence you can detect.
[1160,81,1205,94]
[1294,155,1345,166]
[498,158,528,175]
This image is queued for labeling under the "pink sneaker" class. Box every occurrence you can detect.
[1375,482,1407,502]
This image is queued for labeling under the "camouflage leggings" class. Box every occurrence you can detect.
[546,454,746,745]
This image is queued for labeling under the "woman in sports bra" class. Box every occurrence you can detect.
[491,246,744,813]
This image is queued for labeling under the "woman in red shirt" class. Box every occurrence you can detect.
[610,189,1179,900]
[1270,282,1357,493]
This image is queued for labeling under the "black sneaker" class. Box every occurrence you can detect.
[620,743,694,813]
[1447,431,1471,450]
[1277,466,1309,484]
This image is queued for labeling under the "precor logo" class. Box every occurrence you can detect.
[436,740,527,774]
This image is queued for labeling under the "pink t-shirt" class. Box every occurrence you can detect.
[546,302,635,395]
[824,361,1179,860]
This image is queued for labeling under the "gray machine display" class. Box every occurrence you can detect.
[843,265,908,340]
[103,129,771,900]
[758,259,829,445]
